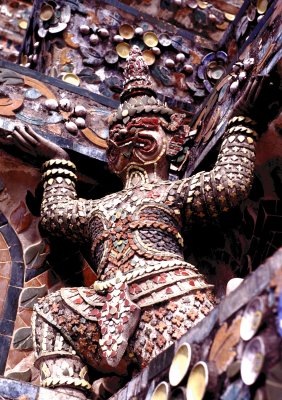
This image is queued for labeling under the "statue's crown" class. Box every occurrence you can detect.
[109,46,173,126]
[121,45,155,101]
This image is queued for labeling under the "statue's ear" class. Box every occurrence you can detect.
[167,125,191,158]
[160,113,186,132]
[158,113,189,157]
[167,133,187,157]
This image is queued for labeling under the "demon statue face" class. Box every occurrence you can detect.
[107,46,189,179]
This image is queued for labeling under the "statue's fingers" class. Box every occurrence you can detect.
[252,75,267,103]
[25,125,40,142]
[10,128,23,143]
[243,76,256,99]
[233,78,254,115]
[12,137,33,154]
[248,75,265,105]
[240,75,257,103]
[13,126,22,136]
[13,129,34,152]
[14,125,28,137]
[16,125,38,146]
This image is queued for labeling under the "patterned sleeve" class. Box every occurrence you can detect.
[40,159,97,243]
[184,115,258,221]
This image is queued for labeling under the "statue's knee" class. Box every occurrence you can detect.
[36,354,92,399]
[34,289,62,313]
[32,291,92,397]
[32,290,67,356]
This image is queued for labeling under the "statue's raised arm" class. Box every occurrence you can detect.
[182,76,266,222]
[9,124,96,244]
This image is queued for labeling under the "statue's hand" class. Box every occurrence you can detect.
[232,72,280,132]
[9,125,69,160]
[232,75,267,119]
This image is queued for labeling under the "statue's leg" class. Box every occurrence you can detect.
[130,289,215,367]
[32,291,95,399]
[32,312,92,399]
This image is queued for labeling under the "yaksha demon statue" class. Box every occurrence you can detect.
[12,47,260,399]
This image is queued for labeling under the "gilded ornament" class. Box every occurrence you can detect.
[257,0,268,14]
[151,381,171,400]
[240,297,265,341]
[169,342,192,386]
[116,42,130,58]
[241,336,265,385]
[18,19,28,30]
[142,50,156,66]
[186,361,209,400]
[119,24,135,40]
[39,4,54,21]
[143,31,159,48]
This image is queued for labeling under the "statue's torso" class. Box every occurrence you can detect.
[89,180,186,281]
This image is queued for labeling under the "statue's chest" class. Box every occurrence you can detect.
[88,186,183,273]
[93,184,172,222]
[89,187,163,243]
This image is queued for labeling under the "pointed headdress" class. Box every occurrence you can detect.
[109,46,174,127]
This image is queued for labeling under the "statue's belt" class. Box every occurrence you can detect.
[93,259,198,292]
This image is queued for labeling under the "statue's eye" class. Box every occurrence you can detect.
[107,142,119,160]
[117,129,127,141]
